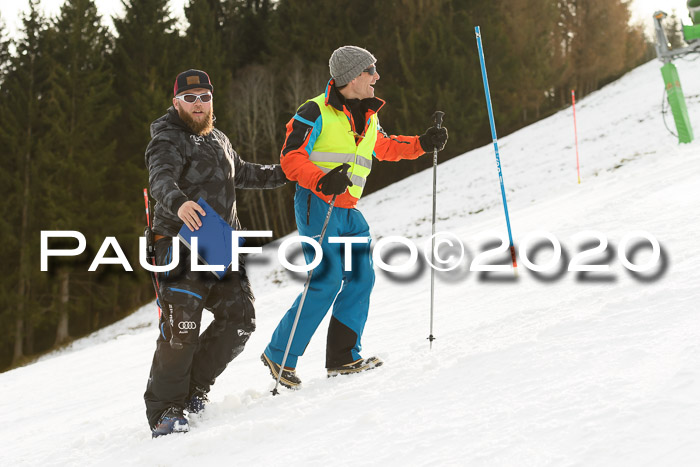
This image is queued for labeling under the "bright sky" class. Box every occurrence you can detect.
[1,0,187,38]
[0,0,694,40]
[629,0,694,28]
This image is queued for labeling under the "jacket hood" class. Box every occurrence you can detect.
[150,106,192,138]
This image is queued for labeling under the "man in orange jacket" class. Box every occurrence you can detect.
[262,46,448,388]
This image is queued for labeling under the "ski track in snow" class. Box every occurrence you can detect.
[3,59,700,466]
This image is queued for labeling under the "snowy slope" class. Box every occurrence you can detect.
[3,58,700,466]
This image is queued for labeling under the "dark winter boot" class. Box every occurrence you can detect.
[327,356,384,377]
[151,407,189,438]
[261,353,301,389]
[185,387,209,415]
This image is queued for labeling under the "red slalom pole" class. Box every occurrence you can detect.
[143,188,151,226]
[572,90,581,184]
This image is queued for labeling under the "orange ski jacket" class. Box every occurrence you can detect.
[280,79,426,209]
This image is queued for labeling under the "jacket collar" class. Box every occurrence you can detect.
[324,78,385,114]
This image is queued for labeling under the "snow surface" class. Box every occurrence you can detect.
[3,58,700,466]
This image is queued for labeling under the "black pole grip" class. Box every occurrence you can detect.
[433,111,445,129]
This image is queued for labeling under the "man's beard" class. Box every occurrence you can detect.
[179,106,214,135]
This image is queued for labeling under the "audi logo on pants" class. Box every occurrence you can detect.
[178,321,197,330]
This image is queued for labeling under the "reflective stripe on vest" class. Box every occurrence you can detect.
[306,93,377,199]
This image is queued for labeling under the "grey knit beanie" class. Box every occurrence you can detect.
[329,46,377,87]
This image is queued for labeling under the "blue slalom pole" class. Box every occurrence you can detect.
[475,26,518,274]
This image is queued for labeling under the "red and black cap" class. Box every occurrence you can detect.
[173,69,213,96]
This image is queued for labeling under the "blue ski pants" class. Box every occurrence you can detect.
[265,185,375,368]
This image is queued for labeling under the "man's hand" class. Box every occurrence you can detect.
[178,201,206,231]
[316,165,353,196]
[419,126,448,152]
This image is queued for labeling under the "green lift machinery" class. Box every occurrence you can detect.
[653,1,700,143]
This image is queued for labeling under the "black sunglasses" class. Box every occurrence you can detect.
[363,65,377,76]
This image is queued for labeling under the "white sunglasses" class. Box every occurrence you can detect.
[175,92,212,104]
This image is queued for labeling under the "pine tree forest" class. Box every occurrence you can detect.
[0,0,654,370]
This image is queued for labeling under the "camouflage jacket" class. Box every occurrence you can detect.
[146,107,287,236]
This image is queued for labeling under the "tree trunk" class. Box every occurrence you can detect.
[53,59,77,348]
[256,190,270,230]
[276,189,290,235]
[26,313,34,355]
[13,60,35,365]
[54,269,71,346]
[11,317,24,365]
[250,191,263,230]
[112,275,120,321]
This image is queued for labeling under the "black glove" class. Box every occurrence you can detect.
[419,126,448,152]
[316,165,353,196]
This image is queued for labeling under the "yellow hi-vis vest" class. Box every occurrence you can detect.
[307,93,377,199]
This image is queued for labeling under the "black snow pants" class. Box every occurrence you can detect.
[144,237,256,429]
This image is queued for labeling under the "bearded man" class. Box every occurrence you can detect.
[143,69,287,437]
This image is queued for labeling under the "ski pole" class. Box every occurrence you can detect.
[428,111,445,348]
[143,189,163,318]
[272,164,350,396]
[475,26,518,275]
[572,90,581,184]
[144,189,182,350]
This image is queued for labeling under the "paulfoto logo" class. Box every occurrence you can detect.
[39,229,665,280]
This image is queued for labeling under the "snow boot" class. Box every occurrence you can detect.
[185,387,209,415]
[151,407,189,438]
[327,356,384,377]
[261,353,301,389]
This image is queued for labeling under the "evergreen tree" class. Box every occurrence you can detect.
[503,0,558,122]
[0,14,10,82]
[184,0,233,132]
[222,0,274,69]
[112,0,182,190]
[0,0,50,366]
[554,0,646,103]
[0,12,14,367]
[41,0,119,346]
